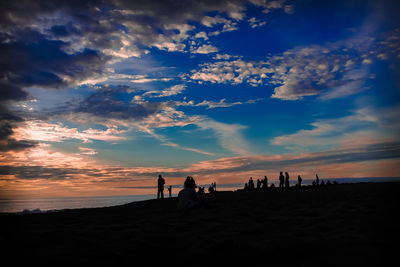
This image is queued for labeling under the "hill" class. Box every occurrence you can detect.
[2,182,399,266]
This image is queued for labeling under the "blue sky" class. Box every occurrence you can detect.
[1,0,399,197]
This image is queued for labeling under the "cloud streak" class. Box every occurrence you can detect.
[2,141,399,182]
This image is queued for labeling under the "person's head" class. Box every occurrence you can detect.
[285,172,288,175]
[280,171,283,174]
[184,176,194,188]
[158,174,162,178]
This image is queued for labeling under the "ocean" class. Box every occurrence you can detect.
[0,195,157,214]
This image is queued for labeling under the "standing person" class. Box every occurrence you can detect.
[167,185,172,198]
[210,182,216,191]
[315,174,320,187]
[297,175,302,188]
[157,174,165,199]
[285,172,290,190]
[248,177,255,190]
[256,179,261,190]
[263,176,268,190]
[279,172,285,189]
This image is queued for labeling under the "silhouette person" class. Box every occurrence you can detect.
[248,177,255,190]
[178,176,200,210]
[270,183,275,189]
[315,174,320,187]
[262,176,268,190]
[285,172,290,190]
[198,186,205,196]
[208,185,215,193]
[256,179,261,190]
[184,176,196,189]
[157,174,165,199]
[279,172,285,189]
[167,185,172,197]
[298,175,302,187]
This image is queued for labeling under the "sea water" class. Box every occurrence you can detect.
[0,195,156,213]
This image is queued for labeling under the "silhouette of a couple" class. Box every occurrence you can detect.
[177,176,202,210]
[279,171,290,190]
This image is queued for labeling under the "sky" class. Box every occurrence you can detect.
[1,0,400,198]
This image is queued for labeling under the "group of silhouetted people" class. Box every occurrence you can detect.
[244,176,269,191]
[156,172,332,210]
[156,174,214,210]
[243,173,328,191]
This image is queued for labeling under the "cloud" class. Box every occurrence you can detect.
[0,0,289,59]
[194,31,208,40]
[73,86,164,121]
[248,17,267,28]
[190,28,400,101]
[0,106,37,152]
[142,84,186,98]
[13,121,128,144]
[0,0,293,153]
[191,44,219,54]
[269,43,373,100]
[190,58,272,85]
[271,105,400,151]
[0,29,107,151]
[177,98,262,109]
[78,146,98,155]
[162,142,215,156]
[0,29,106,89]
[196,118,251,156]
[2,141,399,184]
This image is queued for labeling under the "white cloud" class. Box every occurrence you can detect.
[179,98,262,109]
[248,17,267,28]
[196,119,251,156]
[194,31,208,40]
[190,58,272,84]
[191,44,219,54]
[201,15,228,27]
[13,121,128,144]
[142,84,186,98]
[78,147,98,155]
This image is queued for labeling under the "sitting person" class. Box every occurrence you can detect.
[178,176,201,210]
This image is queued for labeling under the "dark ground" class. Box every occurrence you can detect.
[1,182,399,266]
